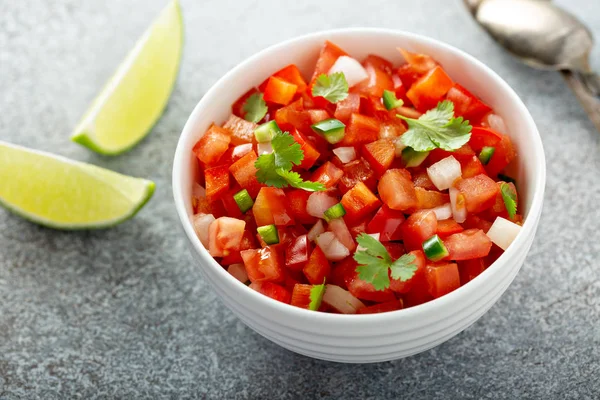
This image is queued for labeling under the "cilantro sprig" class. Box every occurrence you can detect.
[242,92,268,123]
[354,233,417,291]
[309,280,326,311]
[399,100,472,152]
[500,182,517,219]
[254,131,325,191]
[311,72,349,103]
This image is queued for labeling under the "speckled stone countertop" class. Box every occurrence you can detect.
[1,0,599,398]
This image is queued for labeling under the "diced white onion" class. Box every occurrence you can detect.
[427,156,462,190]
[307,192,338,219]
[308,220,325,242]
[395,106,422,119]
[315,232,350,261]
[486,217,521,250]
[192,183,205,198]
[231,143,253,159]
[257,142,273,155]
[227,263,248,283]
[394,137,406,157]
[322,285,365,314]
[356,233,380,252]
[328,56,369,87]
[333,147,357,164]
[485,113,508,134]
[449,187,467,223]
[430,203,453,220]
[328,218,355,251]
[192,213,215,248]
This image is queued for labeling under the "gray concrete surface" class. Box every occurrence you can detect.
[1,0,599,398]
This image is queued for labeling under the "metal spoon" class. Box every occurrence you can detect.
[465,0,600,131]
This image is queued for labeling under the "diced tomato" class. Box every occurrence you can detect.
[458,258,486,285]
[204,165,230,202]
[286,234,311,271]
[249,282,291,304]
[229,151,263,198]
[291,284,313,309]
[348,218,369,240]
[427,144,475,166]
[398,48,438,74]
[277,225,307,248]
[220,186,243,218]
[413,187,449,210]
[391,73,410,104]
[341,181,381,221]
[401,210,438,251]
[436,219,464,237]
[347,271,397,303]
[403,272,433,307]
[253,187,295,227]
[468,127,503,152]
[366,205,405,241]
[389,250,427,293]
[357,300,403,314]
[463,215,493,233]
[446,83,492,123]
[334,93,361,123]
[412,168,437,190]
[484,244,504,267]
[378,169,418,211]
[263,76,298,106]
[329,257,356,289]
[455,174,499,213]
[364,54,394,74]
[339,113,380,146]
[291,129,320,169]
[208,217,246,257]
[426,263,460,298]
[485,134,516,178]
[287,189,318,224]
[242,246,285,283]
[232,88,259,119]
[362,139,395,176]
[444,229,492,260]
[307,109,330,124]
[352,59,394,98]
[221,230,257,265]
[193,125,231,166]
[273,64,307,93]
[361,96,394,122]
[303,246,331,285]
[338,157,377,194]
[223,115,257,146]
[407,66,454,112]
[396,64,422,89]
[383,242,406,259]
[484,181,518,221]
[274,98,311,132]
[460,155,487,179]
[310,40,348,86]
[311,161,343,188]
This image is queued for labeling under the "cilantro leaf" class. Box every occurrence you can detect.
[242,92,268,123]
[254,131,325,191]
[500,182,517,219]
[390,253,418,281]
[355,233,417,291]
[276,169,326,192]
[399,100,472,152]
[309,280,326,311]
[311,72,349,103]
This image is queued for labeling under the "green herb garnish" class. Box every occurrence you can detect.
[242,92,268,123]
[311,72,349,103]
[500,182,517,219]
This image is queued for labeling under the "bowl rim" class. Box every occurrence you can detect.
[172,27,546,325]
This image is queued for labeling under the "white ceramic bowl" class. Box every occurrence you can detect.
[172,28,546,363]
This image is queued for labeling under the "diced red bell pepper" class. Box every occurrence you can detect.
[221,230,257,265]
[334,93,360,123]
[338,157,377,194]
[274,98,311,132]
[455,174,499,213]
[223,115,257,146]
[407,66,454,112]
[229,151,263,198]
[232,88,259,119]
[426,263,460,298]
[352,59,394,98]
[249,282,291,304]
[485,134,516,178]
[378,169,418,211]
[383,242,406,259]
[329,257,356,290]
[307,109,330,124]
[341,181,381,221]
[241,246,285,283]
[208,216,246,257]
[463,215,493,233]
[287,189,318,224]
[396,64,422,89]
[291,129,320,169]
[356,300,403,314]
[220,186,243,218]
[303,246,331,285]
[311,161,343,188]
[252,187,295,227]
[339,113,380,146]
[458,258,486,285]
[460,155,487,179]
[468,126,503,152]
[348,218,369,240]
[291,284,313,309]
[413,187,449,210]
[263,76,298,106]
[310,40,348,87]
[401,210,438,251]
[273,64,308,93]
[360,96,395,122]
[391,73,410,104]
[204,164,230,202]
[398,48,439,74]
[446,83,492,123]
[361,139,395,176]
[347,271,397,303]
[286,234,311,271]
[426,144,475,166]
[366,205,405,242]
[389,250,427,293]
[193,125,231,166]
[436,219,465,238]
[444,229,492,260]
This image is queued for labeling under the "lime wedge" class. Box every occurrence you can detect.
[71,0,183,155]
[0,141,155,229]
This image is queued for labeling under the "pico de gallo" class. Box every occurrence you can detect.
[190,41,523,314]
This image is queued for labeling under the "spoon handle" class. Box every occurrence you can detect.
[576,72,600,98]
[562,70,600,133]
